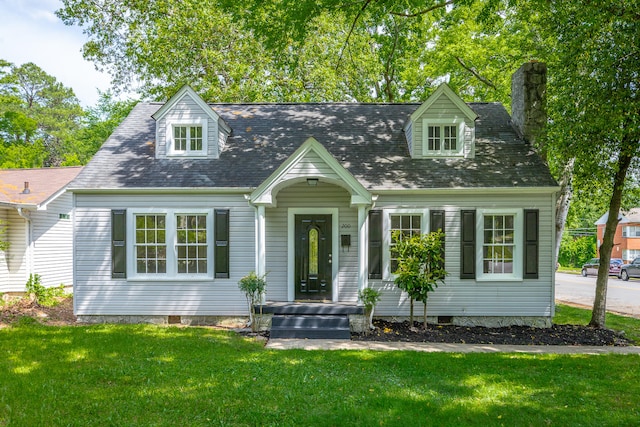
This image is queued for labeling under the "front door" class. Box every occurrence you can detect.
[295,215,332,300]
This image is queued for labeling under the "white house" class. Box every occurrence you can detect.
[70,62,559,331]
[0,167,82,294]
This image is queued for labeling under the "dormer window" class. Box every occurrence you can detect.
[174,125,202,152]
[422,119,465,157]
[167,119,208,157]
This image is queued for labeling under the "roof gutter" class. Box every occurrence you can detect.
[16,207,32,221]
[372,186,561,195]
[67,187,255,195]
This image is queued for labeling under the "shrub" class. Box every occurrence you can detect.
[25,274,66,307]
[358,287,382,332]
[238,272,267,332]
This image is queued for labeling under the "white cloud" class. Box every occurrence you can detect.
[0,0,113,106]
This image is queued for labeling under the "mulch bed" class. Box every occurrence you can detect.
[2,299,633,346]
[351,319,632,346]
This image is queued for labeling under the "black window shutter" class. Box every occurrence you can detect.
[111,209,126,279]
[215,209,230,278]
[524,209,539,279]
[430,210,445,233]
[368,210,383,279]
[460,210,476,279]
[430,210,445,268]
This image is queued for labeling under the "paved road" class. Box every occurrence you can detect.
[555,272,640,318]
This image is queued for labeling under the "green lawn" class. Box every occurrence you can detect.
[554,303,640,343]
[2,308,639,426]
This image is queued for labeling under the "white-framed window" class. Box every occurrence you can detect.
[476,209,523,281]
[422,118,465,157]
[167,118,207,157]
[622,226,640,238]
[129,209,213,279]
[623,249,640,262]
[383,209,429,279]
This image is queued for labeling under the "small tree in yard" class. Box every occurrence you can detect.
[392,230,447,329]
[237,272,267,332]
[358,287,382,332]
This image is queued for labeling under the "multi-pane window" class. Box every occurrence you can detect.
[173,125,203,153]
[390,214,422,273]
[135,214,167,274]
[423,120,464,156]
[132,211,211,277]
[623,249,640,262]
[176,215,208,274]
[623,226,640,237]
[483,214,514,274]
[427,125,458,153]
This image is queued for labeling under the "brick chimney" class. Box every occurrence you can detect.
[511,61,547,144]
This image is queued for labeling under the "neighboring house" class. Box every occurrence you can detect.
[0,167,83,294]
[70,62,559,327]
[596,208,640,262]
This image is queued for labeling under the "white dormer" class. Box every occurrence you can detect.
[404,83,478,159]
[152,85,231,159]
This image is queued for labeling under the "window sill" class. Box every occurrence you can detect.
[475,275,523,282]
[127,276,215,282]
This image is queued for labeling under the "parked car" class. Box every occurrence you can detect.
[581,258,624,277]
[581,258,600,276]
[609,258,624,275]
[619,257,640,281]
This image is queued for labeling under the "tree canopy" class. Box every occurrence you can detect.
[0,60,135,168]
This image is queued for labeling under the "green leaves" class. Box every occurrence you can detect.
[392,229,447,304]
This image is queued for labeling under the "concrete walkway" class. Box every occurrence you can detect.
[266,339,640,354]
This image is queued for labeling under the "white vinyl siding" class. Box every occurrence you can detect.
[155,94,219,159]
[368,192,554,319]
[74,193,254,316]
[31,192,75,289]
[412,95,474,159]
[0,192,74,293]
[0,209,28,292]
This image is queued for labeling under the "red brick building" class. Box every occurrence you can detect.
[596,209,640,262]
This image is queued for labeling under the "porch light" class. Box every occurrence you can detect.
[307,178,319,186]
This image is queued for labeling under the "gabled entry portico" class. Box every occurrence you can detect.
[248,137,373,304]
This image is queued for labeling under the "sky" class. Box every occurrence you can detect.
[0,0,112,107]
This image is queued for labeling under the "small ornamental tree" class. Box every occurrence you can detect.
[237,271,267,332]
[392,230,447,329]
[358,287,382,332]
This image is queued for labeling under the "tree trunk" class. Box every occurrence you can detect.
[554,158,575,264]
[423,301,428,329]
[409,298,414,327]
[589,148,634,327]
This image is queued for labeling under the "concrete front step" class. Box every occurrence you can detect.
[270,314,351,339]
[257,302,364,316]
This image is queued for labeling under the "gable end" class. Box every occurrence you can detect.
[152,85,230,159]
[406,83,477,159]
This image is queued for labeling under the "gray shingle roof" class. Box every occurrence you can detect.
[70,102,558,191]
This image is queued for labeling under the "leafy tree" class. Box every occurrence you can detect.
[525,0,640,327]
[392,230,447,329]
[238,271,267,332]
[0,61,83,167]
[57,0,524,104]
